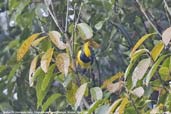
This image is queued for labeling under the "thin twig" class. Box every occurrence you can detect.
[45,0,63,33]
[50,0,57,20]
[164,0,171,17]
[45,0,90,109]
[73,3,83,54]
[65,0,69,32]
[45,0,74,62]
[72,3,83,70]
[135,0,162,37]
[140,17,149,33]
[74,3,83,28]
[163,0,171,25]
[82,98,90,109]
[95,57,101,86]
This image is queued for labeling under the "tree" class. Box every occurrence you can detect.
[0,0,171,113]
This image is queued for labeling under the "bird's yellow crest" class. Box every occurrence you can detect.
[83,41,91,57]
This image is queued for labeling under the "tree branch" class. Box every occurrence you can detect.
[135,0,162,37]
[44,0,90,109]
[163,0,171,25]
[65,0,69,32]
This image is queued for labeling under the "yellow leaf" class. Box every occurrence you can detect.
[88,40,100,48]
[41,48,54,73]
[101,72,124,89]
[130,49,149,62]
[130,33,156,57]
[55,53,70,76]
[162,27,171,46]
[31,36,47,47]
[29,56,39,87]
[118,97,129,114]
[17,33,40,61]
[151,41,164,61]
[107,98,122,113]
[66,83,78,105]
[49,31,67,50]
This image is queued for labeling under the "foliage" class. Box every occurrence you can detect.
[0,0,171,113]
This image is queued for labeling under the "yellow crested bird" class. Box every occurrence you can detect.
[77,41,95,69]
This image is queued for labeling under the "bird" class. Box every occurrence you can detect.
[77,41,95,69]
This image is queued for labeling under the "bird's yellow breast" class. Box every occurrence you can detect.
[77,50,91,68]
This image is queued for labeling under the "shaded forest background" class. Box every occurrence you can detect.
[0,0,171,113]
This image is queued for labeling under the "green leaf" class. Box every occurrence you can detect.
[124,61,135,81]
[130,33,156,57]
[87,99,104,114]
[41,64,55,91]
[169,56,171,72]
[75,83,88,110]
[39,39,52,52]
[151,41,164,61]
[132,58,151,88]
[8,64,20,82]
[42,93,61,111]
[36,64,55,109]
[7,39,20,49]
[33,67,45,80]
[131,49,149,62]
[145,54,169,86]
[125,60,138,89]
[150,79,161,87]
[9,0,20,11]
[68,24,74,33]
[107,98,122,113]
[159,67,170,81]
[77,23,93,40]
[10,0,30,21]
[36,72,45,109]
[95,21,104,30]
[165,94,171,111]
[66,83,77,105]
[124,106,137,114]
[90,87,103,101]
[162,57,170,67]
[95,104,109,114]
[0,65,7,75]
